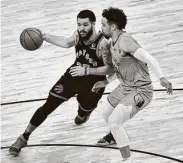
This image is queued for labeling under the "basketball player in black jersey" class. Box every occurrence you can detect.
[9,10,113,156]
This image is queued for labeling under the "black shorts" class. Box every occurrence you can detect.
[49,71,105,111]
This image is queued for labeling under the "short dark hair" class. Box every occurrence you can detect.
[77,10,96,22]
[102,7,127,29]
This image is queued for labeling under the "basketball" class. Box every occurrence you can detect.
[20,28,43,51]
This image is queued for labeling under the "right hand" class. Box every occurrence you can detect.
[160,77,173,94]
[35,28,45,40]
[92,80,108,93]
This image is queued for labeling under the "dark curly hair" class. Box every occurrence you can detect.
[102,7,127,29]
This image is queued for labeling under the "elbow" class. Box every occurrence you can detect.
[147,56,157,67]
[106,65,114,75]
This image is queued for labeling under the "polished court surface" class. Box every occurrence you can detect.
[1,0,183,162]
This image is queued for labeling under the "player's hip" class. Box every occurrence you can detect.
[107,83,153,108]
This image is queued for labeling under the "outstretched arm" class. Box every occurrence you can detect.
[134,48,172,94]
[119,35,173,94]
[42,31,78,48]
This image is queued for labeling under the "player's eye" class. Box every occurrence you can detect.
[83,23,89,26]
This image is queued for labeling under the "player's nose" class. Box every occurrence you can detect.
[79,25,85,31]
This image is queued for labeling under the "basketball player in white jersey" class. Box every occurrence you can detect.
[71,7,173,163]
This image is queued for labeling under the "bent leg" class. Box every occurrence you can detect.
[75,87,105,125]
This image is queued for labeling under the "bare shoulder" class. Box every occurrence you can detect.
[98,37,111,49]
[119,33,140,53]
[98,37,111,57]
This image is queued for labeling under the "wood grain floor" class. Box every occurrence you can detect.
[1,0,183,162]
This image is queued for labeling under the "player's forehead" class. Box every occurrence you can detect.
[101,17,108,24]
[77,18,90,24]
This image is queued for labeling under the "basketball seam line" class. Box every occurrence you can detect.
[26,28,42,38]
[25,29,39,49]
[23,30,30,50]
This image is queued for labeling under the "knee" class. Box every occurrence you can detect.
[108,117,120,131]
[102,110,110,123]
[38,102,53,116]
[39,95,63,116]
[101,98,114,123]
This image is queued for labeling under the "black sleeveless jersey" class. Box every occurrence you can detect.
[74,32,104,68]
[67,32,106,82]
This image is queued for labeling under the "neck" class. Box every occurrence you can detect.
[84,29,97,44]
[111,30,124,45]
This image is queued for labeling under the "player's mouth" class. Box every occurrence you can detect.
[80,31,87,35]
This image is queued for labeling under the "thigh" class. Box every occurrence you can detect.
[107,83,126,108]
[108,103,131,125]
[108,90,153,125]
[77,86,105,112]
[49,72,77,100]
[119,88,153,118]
[100,97,115,123]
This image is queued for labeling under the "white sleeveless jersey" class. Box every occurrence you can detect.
[110,33,152,87]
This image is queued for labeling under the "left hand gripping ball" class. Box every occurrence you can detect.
[20,28,43,51]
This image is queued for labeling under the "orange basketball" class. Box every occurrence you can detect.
[20,28,43,51]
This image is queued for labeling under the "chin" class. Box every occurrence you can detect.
[80,34,87,38]
[104,35,110,39]
[102,32,110,39]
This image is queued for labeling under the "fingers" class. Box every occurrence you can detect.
[164,82,173,95]
[95,88,100,93]
[160,79,173,95]
[35,28,42,33]
[92,88,96,92]
[70,66,77,70]
[69,66,86,77]
[167,83,173,94]
[92,84,97,92]
[92,83,99,92]
[69,67,77,73]
[70,72,78,76]
[69,67,79,76]
[92,83,104,93]
[92,86,100,93]
[35,28,43,37]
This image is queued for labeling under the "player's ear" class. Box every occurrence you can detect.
[111,24,116,31]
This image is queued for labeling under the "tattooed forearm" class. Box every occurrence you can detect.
[99,40,113,66]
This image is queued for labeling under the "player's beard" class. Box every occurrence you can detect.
[78,27,93,41]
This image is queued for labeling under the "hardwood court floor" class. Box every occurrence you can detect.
[1,0,183,162]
